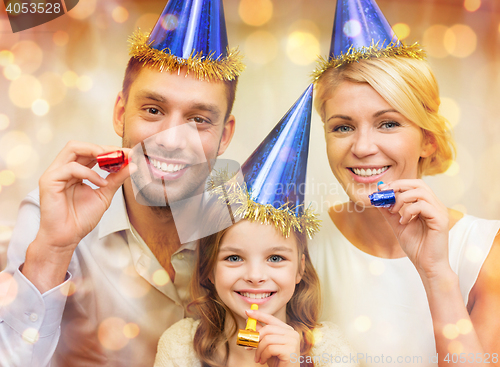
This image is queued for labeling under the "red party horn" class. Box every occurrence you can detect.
[97,150,127,173]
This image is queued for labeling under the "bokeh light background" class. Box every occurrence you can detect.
[0,0,499,268]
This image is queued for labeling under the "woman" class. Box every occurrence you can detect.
[310,0,500,366]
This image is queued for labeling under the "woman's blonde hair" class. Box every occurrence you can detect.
[314,57,456,177]
[189,222,321,367]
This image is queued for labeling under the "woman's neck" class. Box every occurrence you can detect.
[330,201,405,258]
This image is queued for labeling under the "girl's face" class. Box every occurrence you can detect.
[323,81,435,206]
[213,220,304,328]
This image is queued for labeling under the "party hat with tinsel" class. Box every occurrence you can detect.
[128,0,244,81]
[312,0,425,81]
[209,84,320,238]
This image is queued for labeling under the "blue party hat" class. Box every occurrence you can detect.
[312,0,425,81]
[129,0,244,81]
[209,85,319,238]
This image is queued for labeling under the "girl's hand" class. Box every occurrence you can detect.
[245,309,301,366]
[376,179,451,280]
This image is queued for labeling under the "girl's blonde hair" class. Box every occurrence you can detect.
[314,57,456,177]
[189,223,321,367]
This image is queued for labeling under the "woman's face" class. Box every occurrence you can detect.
[323,81,435,206]
[213,220,304,329]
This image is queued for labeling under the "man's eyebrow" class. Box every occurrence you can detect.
[191,102,221,119]
[135,90,166,103]
[373,109,400,118]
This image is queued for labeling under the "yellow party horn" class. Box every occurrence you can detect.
[236,304,259,348]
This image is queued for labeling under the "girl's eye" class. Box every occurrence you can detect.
[268,255,284,263]
[332,125,353,133]
[225,255,241,262]
[380,121,400,129]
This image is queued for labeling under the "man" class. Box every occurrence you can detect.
[0,0,244,366]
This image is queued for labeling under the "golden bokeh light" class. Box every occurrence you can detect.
[53,30,69,47]
[478,144,500,202]
[32,99,50,116]
[0,130,31,157]
[0,170,15,186]
[368,260,385,276]
[444,24,477,58]
[98,317,129,351]
[444,161,460,176]
[423,25,449,58]
[6,144,37,168]
[67,0,96,20]
[22,328,39,344]
[0,272,18,306]
[439,97,461,127]
[112,6,129,24]
[40,72,67,106]
[77,75,93,91]
[152,269,169,286]
[456,319,473,335]
[0,114,9,130]
[60,280,77,297]
[286,31,320,66]
[123,323,140,339]
[244,31,278,65]
[62,71,79,87]
[448,340,464,354]
[239,0,273,27]
[0,225,13,243]
[392,23,410,40]
[443,324,459,339]
[37,126,54,144]
[288,19,321,39]
[0,50,14,66]
[464,0,481,12]
[465,246,483,263]
[11,40,43,74]
[135,13,159,31]
[9,74,42,108]
[354,315,372,332]
[3,64,21,80]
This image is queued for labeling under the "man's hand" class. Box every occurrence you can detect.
[22,141,133,293]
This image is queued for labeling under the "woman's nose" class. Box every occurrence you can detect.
[350,128,378,158]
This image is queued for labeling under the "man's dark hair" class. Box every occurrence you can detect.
[121,57,238,121]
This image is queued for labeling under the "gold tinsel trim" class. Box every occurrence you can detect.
[128,30,245,81]
[312,41,426,81]
[208,171,321,239]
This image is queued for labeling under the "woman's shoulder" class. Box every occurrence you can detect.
[311,322,359,366]
[155,318,201,367]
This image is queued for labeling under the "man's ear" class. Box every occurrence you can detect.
[296,254,306,284]
[113,92,126,138]
[217,115,235,156]
[420,131,437,158]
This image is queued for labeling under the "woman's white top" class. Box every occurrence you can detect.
[309,210,500,367]
[154,318,359,367]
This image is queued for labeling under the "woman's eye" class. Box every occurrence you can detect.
[225,255,241,262]
[381,121,400,129]
[268,255,284,263]
[332,125,353,133]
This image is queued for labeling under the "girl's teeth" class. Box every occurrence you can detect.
[352,166,389,177]
[240,292,272,299]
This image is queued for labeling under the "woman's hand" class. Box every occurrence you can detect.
[245,309,301,366]
[376,179,451,280]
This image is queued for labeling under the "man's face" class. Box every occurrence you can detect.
[113,67,235,207]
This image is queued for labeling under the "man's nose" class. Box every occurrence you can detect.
[154,119,195,152]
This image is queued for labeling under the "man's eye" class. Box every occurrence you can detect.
[192,116,208,124]
[268,255,284,263]
[147,108,160,115]
[225,255,241,262]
